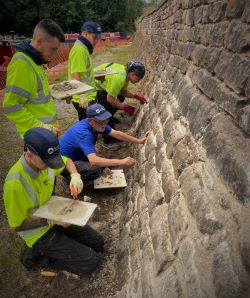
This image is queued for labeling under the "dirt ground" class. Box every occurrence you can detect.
[0,45,140,297]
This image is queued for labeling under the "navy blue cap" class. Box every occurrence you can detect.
[81,21,102,39]
[86,103,112,121]
[24,127,64,169]
[127,60,145,79]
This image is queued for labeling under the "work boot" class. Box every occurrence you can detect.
[21,246,40,269]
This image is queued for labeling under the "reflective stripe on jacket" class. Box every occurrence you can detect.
[3,52,57,138]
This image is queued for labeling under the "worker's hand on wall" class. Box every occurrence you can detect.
[133,94,147,104]
[47,219,70,228]
[70,173,83,196]
[121,156,136,167]
[137,136,147,144]
[123,104,135,115]
[39,123,62,136]
[79,94,89,109]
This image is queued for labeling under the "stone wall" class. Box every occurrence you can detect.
[116,1,250,297]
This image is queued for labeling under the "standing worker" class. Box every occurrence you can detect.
[95,60,147,150]
[3,19,65,138]
[3,127,104,275]
[68,21,102,120]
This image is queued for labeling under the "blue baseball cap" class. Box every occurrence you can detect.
[86,103,112,121]
[81,21,102,39]
[24,127,64,169]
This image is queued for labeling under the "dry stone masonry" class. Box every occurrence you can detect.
[116,1,250,297]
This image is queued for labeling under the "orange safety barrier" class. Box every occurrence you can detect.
[0,38,132,103]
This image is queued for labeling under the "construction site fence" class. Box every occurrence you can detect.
[0,37,131,94]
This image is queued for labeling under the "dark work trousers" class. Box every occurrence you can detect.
[72,100,97,121]
[32,225,104,275]
[95,90,125,143]
[61,160,103,185]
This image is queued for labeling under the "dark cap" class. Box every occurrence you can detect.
[24,127,64,169]
[86,103,112,121]
[81,21,102,39]
[127,60,145,79]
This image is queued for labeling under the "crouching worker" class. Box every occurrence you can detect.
[59,103,148,180]
[3,127,104,275]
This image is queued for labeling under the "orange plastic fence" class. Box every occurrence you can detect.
[0,38,131,93]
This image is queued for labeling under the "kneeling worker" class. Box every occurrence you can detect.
[3,127,104,275]
[59,103,147,182]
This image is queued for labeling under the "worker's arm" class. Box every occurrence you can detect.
[109,129,147,144]
[119,89,134,98]
[106,94,124,109]
[65,158,83,197]
[87,153,135,168]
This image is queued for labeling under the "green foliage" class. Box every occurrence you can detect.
[0,0,144,35]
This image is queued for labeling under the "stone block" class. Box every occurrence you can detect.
[180,163,221,234]
[186,8,195,26]
[168,193,189,253]
[209,22,229,47]
[172,135,200,177]
[148,190,165,216]
[182,42,196,60]
[164,120,187,158]
[141,244,155,298]
[224,20,250,53]
[192,68,218,99]
[127,270,142,298]
[191,45,222,74]
[239,202,250,272]
[161,170,179,203]
[186,93,219,137]
[178,238,207,298]
[155,145,168,172]
[225,0,246,18]
[203,113,250,203]
[238,105,250,135]
[129,234,141,273]
[155,266,183,298]
[242,1,250,23]
[150,204,174,274]
[213,241,243,298]
[194,6,203,25]
[208,1,227,23]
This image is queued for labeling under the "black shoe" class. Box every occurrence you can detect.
[21,246,40,269]
[21,246,49,269]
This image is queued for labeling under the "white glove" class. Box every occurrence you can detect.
[79,94,89,109]
[47,219,70,228]
[40,122,61,136]
[70,173,83,197]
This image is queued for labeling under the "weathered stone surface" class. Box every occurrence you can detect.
[239,202,250,272]
[141,244,155,298]
[203,113,250,203]
[150,204,173,274]
[238,105,250,135]
[168,193,189,253]
[224,20,250,53]
[225,0,246,18]
[242,1,250,23]
[179,238,207,298]
[172,135,199,177]
[155,266,183,298]
[208,1,227,23]
[161,170,179,203]
[213,241,243,298]
[209,21,229,47]
[180,163,221,234]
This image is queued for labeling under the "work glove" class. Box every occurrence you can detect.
[123,104,136,115]
[40,123,62,136]
[79,94,89,109]
[133,94,147,104]
[47,219,70,228]
[70,173,83,197]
